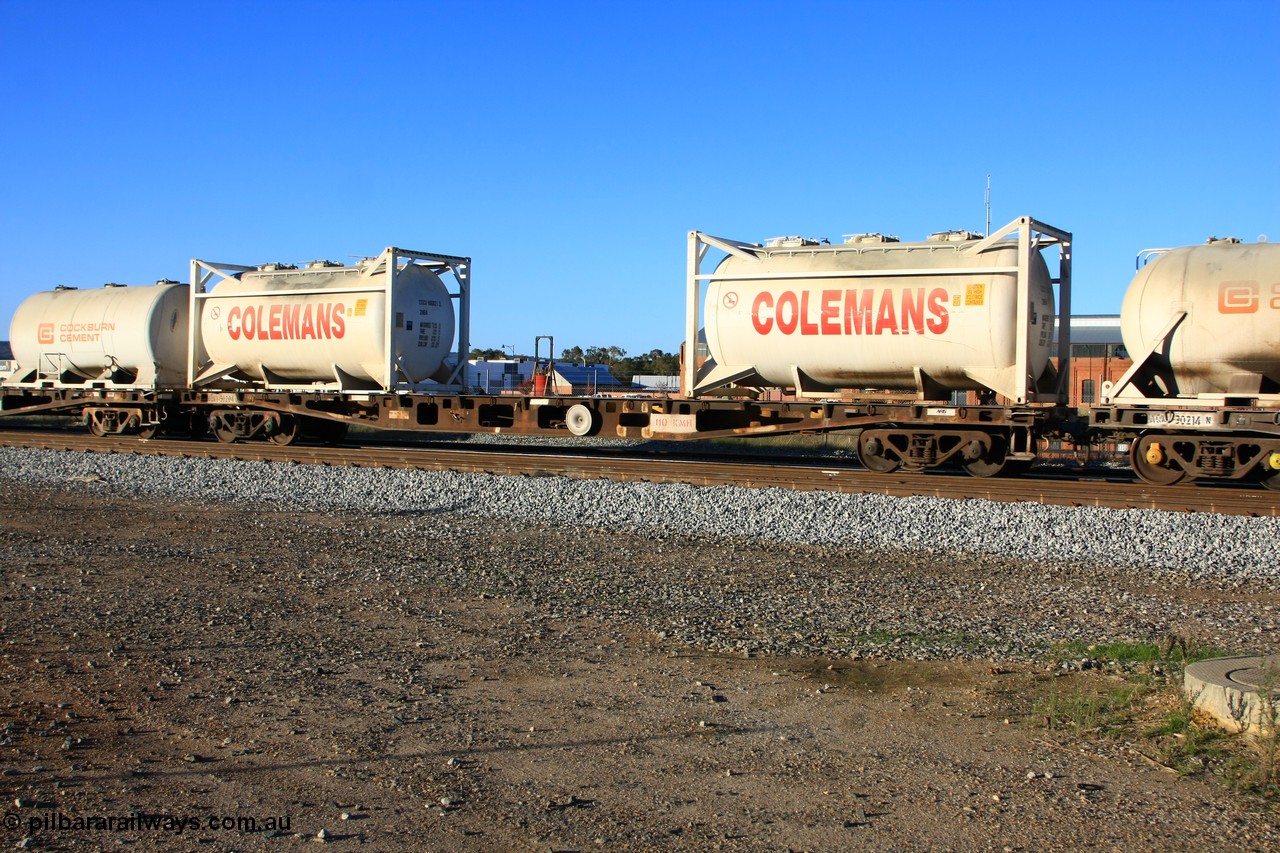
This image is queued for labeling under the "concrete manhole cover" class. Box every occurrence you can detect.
[1184,655,1280,734]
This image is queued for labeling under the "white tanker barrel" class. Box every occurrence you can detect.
[698,231,1057,402]
[5,281,189,387]
[1119,239,1280,396]
[196,257,456,391]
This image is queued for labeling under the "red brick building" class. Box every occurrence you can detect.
[1056,315,1129,407]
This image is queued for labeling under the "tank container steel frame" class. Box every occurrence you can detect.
[188,247,471,392]
[684,216,1073,405]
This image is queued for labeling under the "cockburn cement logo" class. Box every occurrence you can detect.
[38,322,115,344]
[1217,281,1280,314]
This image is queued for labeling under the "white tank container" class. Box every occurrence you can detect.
[198,258,455,389]
[1120,240,1280,395]
[7,281,189,386]
[702,234,1056,400]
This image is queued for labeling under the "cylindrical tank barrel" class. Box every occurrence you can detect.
[1120,240,1280,395]
[198,260,455,388]
[703,235,1055,400]
[8,281,189,386]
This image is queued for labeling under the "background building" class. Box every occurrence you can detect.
[631,374,679,394]
[467,359,643,396]
[1055,315,1130,406]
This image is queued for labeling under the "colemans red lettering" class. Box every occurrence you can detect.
[751,288,950,336]
[226,302,347,341]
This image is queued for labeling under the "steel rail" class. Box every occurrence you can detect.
[1,431,1276,518]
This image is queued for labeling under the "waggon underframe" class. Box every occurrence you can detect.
[0,385,1069,446]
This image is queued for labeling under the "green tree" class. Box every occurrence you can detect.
[583,346,626,369]
[554,345,679,384]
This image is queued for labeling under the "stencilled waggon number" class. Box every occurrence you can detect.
[1147,411,1217,427]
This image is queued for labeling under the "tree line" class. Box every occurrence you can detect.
[467,345,679,383]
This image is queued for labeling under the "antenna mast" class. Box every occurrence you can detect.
[984,175,991,236]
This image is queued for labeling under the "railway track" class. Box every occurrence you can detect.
[2,429,1277,518]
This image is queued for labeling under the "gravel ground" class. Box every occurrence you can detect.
[1,446,1278,663]
[2,447,1278,849]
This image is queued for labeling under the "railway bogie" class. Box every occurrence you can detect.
[856,423,1039,478]
[1126,432,1280,489]
[82,405,150,437]
[1086,405,1280,487]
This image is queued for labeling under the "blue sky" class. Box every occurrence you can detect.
[1,0,1276,356]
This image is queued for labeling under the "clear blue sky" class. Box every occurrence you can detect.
[1,0,1276,356]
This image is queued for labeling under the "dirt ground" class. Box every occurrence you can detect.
[1,482,1276,851]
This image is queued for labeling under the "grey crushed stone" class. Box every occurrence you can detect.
[0,446,1275,580]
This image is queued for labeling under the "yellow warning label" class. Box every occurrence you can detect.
[354,298,368,317]
[964,283,986,306]
[952,295,961,306]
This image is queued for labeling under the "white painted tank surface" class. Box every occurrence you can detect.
[199,259,455,388]
[1121,239,1280,395]
[8,281,189,386]
[703,233,1055,399]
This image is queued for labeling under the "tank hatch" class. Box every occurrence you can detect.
[843,233,900,245]
[927,230,984,243]
[764,236,823,248]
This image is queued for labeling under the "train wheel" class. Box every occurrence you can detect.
[212,421,239,444]
[1131,435,1186,486]
[85,415,106,438]
[1260,452,1280,491]
[857,432,900,474]
[267,415,301,446]
[137,423,159,440]
[962,434,1009,478]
